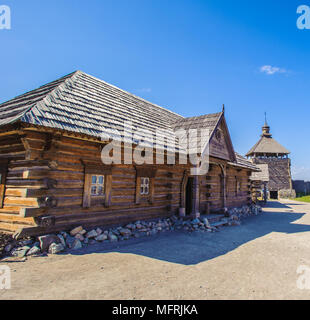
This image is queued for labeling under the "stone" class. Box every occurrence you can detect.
[20,239,33,246]
[95,234,108,242]
[86,230,98,238]
[49,243,65,254]
[192,218,201,224]
[4,244,14,253]
[11,246,30,258]
[71,239,82,250]
[75,234,84,241]
[174,220,182,227]
[96,228,103,235]
[26,245,41,256]
[65,235,76,248]
[108,234,118,242]
[60,231,68,238]
[38,234,60,252]
[126,224,135,230]
[79,229,87,235]
[57,234,66,248]
[119,228,131,236]
[70,226,84,236]
[231,221,241,226]
[202,218,211,228]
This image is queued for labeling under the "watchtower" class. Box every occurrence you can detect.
[246,116,295,199]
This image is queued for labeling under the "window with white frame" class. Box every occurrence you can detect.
[91,175,105,196]
[140,177,150,195]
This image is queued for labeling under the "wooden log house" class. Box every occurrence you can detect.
[0,71,259,237]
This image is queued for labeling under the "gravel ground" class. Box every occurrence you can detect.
[1,199,310,300]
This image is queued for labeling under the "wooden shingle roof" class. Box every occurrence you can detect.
[0,70,257,170]
[246,136,290,156]
[172,112,223,154]
[0,71,182,148]
[229,153,260,171]
[250,164,270,181]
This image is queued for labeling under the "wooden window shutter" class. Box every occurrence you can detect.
[0,160,8,208]
[104,174,112,208]
[135,176,141,204]
[83,173,92,208]
[149,177,155,204]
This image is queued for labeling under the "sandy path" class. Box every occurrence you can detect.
[1,200,310,300]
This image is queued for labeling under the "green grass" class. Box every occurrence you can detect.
[293,195,310,203]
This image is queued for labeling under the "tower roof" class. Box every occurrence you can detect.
[246,119,290,156]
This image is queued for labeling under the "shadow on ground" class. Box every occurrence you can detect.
[69,201,310,265]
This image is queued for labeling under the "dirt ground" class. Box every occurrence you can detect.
[1,199,310,300]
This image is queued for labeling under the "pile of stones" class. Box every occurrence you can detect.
[227,204,262,221]
[1,204,262,259]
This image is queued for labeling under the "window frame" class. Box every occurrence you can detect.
[82,160,112,208]
[135,166,157,204]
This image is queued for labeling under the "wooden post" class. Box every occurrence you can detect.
[104,175,112,207]
[220,164,227,210]
[263,182,267,203]
[135,176,141,204]
[83,173,92,208]
[0,160,8,208]
[180,170,188,217]
[191,166,200,218]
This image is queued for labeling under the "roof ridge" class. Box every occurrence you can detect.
[0,71,78,106]
[181,111,223,120]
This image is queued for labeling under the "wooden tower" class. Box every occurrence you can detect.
[246,116,295,200]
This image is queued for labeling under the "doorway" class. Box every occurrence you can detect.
[185,177,194,215]
[270,191,278,200]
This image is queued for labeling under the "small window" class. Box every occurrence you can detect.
[140,177,150,195]
[91,175,105,196]
[82,161,112,208]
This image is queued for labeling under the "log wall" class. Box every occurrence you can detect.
[0,127,253,236]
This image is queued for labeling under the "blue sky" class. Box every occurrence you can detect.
[0,0,309,179]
